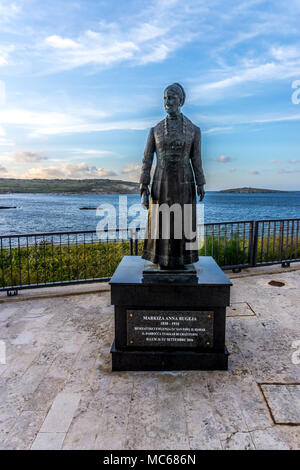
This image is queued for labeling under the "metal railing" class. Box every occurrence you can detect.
[0,218,299,294]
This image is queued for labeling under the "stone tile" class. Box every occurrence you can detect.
[227,302,256,317]
[47,352,80,380]
[250,428,290,450]
[63,376,110,448]
[1,364,49,412]
[228,318,300,383]
[186,399,222,450]
[62,409,99,450]
[208,390,249,434]
[94,375,133,450]
[151,374,190,450]
[11,331,34,345]
[225,341,251,376]
[0,405,19,437]
[2,411,46,450]
[63,343,99,393]
[28,307,46,315]
[276,426,300,450]
[23,377,65,412]
[40,392,81,433]
[33,342,63,366]
[234,380,273,431]
[59,332,87,354]
[1,349,39,382]
[220,431,255,450]
[183,374,221,450]
[125,374,160,450]
[0,305,19,323]
[260,384,300,424]
[31,432,66,450]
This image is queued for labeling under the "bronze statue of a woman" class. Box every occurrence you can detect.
[139,83,205,269]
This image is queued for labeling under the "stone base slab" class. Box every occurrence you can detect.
[111,341,229,371]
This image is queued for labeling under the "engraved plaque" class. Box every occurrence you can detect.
[127,310,214,348]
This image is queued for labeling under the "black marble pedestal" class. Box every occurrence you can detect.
[109,256,232,371]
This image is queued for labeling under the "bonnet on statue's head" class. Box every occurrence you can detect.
[164,82,186,106]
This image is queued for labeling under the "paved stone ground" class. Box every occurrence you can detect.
[0,266,299,450]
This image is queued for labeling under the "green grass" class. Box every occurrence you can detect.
[0,240,132,288]
[0,233,299,288]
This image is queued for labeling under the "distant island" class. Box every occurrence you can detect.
[0,178,139,194]
[219,187,287,193]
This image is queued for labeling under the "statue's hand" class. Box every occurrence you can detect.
[140,184,150,210]
[197,185,205,202]
[141,190,149,210]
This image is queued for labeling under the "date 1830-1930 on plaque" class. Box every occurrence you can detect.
[127,310,214,348]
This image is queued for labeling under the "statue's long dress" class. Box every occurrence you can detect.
[140,113,206,267]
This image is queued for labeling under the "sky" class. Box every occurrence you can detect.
[0,0,300,190]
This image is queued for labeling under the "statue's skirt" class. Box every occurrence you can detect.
[142,159,198,267]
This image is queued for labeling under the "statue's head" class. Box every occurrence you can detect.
[164,83,186,116]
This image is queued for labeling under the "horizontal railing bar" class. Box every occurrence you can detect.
[253,217,300,223]
[0,220,278,240]
[1,218,299,240]
[0,227,134,239]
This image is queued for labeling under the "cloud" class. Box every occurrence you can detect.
[249,170,260,175]
[24,166,65,179]
[269,159,282,164]
[45,35,80,49]
[250,114,300,124]
[229,168,237,172]
[12,151,48,162]
[97,168,117,177]
[70,148,116,157]
[202,127,233,135]
[193,58,300,101]
[0,138,13,146]
[279,168,300,174]
[0,107,133,137]
[0,164,7,173]
[0,108,81,127]
[0,44,15,67]
[0,2,20,22]
[192,37,300,102]
[39,1,199,72]
[43,28,139,70]
[0,104,156,137]
[121,162,141,181]
[289,159,300,164]
[122,163,141,174]
[217,155,231,163]
[22,162,117,179]
[0,125,13,146]
[29,118,154,137]
[271,45,299,61]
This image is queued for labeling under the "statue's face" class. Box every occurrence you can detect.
[164,89,181,115]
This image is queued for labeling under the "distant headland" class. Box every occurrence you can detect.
[219,187,287,193]
[0,178,139,194]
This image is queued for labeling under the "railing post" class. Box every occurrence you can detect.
[279,220,284,262]
[248,221,254,266]
[134,237,138,256]
[129,229,133,256]
[250,220,258,267]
